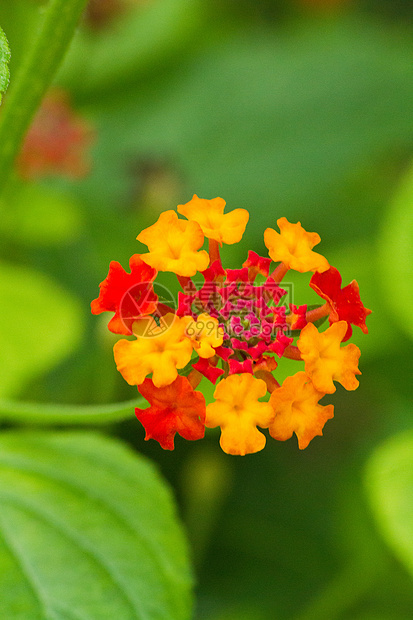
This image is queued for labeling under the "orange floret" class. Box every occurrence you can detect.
[177,194,249,245]
[184,313,224,358]
[264,217,329,273]
[137,210,209,276]
[297,321,361,393]
[269,371,334,449]
[206,374,274,455]
[113,313,193,388]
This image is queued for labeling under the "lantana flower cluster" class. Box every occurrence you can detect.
[92,195,371,455]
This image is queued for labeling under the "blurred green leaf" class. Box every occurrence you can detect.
[365,429,413,580]
[59,0,204,97]
[0,397,140,426]
[0,430,193,619]
[208,609,267,620]
[0,262,84,397]
[378,163,413,341]
[0,181,83,246]
[0,26,10,104]
[77,17,413,236]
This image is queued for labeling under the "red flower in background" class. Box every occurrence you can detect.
[297,0,351,9]
[17,90,93,179]
[310,266,372,341]
[85,0,142,29]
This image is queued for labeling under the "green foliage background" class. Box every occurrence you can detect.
[0,0,413,618]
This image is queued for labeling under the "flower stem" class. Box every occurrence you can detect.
[208,239,221,265]
[283,344,302,360]
[0,0,89,196]
[306,302,330,323]
[253,370,280,393]
[0,398,142,425]
[187,369,203,389]
[271,262,289,283]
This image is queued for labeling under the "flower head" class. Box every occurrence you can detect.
[136,376,206,450]
[206,374,274,455]
[137,210,209,276]
[114,313,193,388]
[297,321,361,393]
[93,195,368,455]
[264,217,329,273]
[91,254,157,334]
[178,194,249,245]
[269,372,334,449]
[310,266,371,341]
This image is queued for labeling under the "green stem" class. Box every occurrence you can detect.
[0,398,142,425]
[0,0,89,195]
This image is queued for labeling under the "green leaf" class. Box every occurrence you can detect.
[378,163,413,341]
[0,26,10,104]
[77,17,413,235]
[0,430,193,619]
[0,262,84,397]
[365,429,413,579]
[0,181,83,246]
[59,0,203,97]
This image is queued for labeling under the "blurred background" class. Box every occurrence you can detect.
[1,0,413,618]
